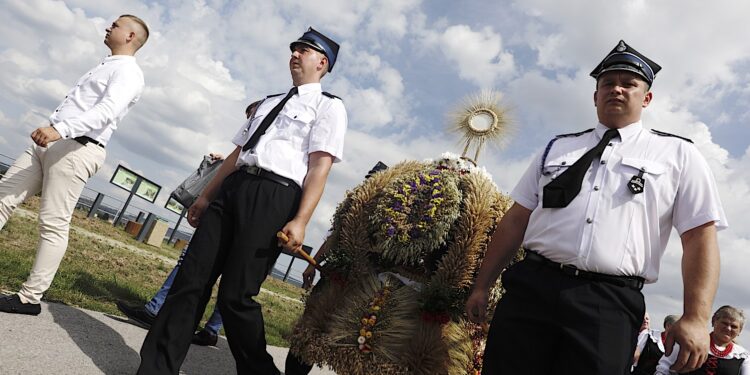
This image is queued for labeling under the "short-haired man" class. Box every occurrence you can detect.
[0,15,149,315]
[466,40,727,374]
[137,27,346,375]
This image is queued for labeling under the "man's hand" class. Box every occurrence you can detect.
[187,196,210,227]
[465,287,489,324]
[278,218,305,252]
[31,126,61,147]
[209,153,224,161]
[664,317,709,373]
[302,264,316,289]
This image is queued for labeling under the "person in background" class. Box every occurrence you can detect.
[0,15,149,316]
[631,314,679,374]
[656,306,748,375]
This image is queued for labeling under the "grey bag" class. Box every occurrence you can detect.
[171,156,223,207]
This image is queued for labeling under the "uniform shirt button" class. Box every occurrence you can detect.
[608,142,613,146]
[600,160,606,165]
[586,218,593,224]
[593,186,600,191]
[561,161,567,165]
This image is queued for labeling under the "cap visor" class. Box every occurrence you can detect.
[598,65,651,83]
[290,40,324,53]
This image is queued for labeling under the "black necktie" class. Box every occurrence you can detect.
[242,87,298,152]
[543,128,619,208]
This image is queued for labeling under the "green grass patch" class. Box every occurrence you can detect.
[0,197,306,347]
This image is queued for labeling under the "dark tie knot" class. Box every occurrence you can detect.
[603,128,619,141]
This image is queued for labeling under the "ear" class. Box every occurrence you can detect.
[126,31,136,43]
[593,90,598,107]
[318,55,328,72]
[642,91,653,108]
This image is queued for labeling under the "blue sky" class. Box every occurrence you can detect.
[1,0,749,343]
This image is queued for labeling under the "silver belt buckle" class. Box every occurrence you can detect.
[245,165,261,175]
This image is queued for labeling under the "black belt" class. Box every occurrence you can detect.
[524,251,645,291]
[240,165,294,187]
[74,136,104,148]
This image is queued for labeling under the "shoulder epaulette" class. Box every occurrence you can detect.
[540,128,594,173]
[266,93,284,98]
[555,128,595,139]
[651,129,693,143]
[322,91,342,101]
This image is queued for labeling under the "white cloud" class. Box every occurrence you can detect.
[437,25,515,88]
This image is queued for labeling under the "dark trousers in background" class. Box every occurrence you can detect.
[482,258,645,375]
[137,171,301,375]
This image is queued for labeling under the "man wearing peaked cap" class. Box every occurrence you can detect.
[138,27,347,375]
[467,39,726,374]
[591,39,662,86]
[291,27,340,72]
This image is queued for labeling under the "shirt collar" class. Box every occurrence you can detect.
[103,55,137,63]
[296,82,322,96]
[595,120,642,142]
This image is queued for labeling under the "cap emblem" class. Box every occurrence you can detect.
[616,41,627,52]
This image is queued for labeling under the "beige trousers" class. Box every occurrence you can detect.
[0,139,105,304]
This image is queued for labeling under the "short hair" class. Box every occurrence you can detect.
[120,14,149,49]
[663,315,680,329]
[712,305,745,330]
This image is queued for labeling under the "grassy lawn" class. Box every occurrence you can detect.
[0,197,306,347]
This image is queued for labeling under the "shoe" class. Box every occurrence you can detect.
[0,294,41,315]
[116,301,156,328]
[192,328,218,346]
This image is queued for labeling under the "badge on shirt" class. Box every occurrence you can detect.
[628,169,646,194]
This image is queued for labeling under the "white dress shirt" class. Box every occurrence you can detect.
[656,341,749,375]
[49,55,144,146]
[635,329,665,354]
[511,121,727,282]
[231,82,347,187]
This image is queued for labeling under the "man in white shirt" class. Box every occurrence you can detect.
[465,40,727,374]
[137,27,347,375]
[0,15,149,316]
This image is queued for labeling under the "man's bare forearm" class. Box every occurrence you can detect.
[679,222,720,322]
[473,203,532,292]
[294,152,333,225]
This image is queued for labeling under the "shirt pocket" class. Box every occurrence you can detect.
[278,110,314,146]
[541,155,575,180]
[620,158,666,179]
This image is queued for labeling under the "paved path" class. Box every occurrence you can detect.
[0,298,335,374]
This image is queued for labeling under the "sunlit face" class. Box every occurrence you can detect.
[104,17,132,48]
[712,317,743,345]
[289,44,327,83]
[594,70,652,128]
[639,312,650,332]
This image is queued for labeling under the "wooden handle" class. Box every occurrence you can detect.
[276,231,323,272]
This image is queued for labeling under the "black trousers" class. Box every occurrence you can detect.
[482,257,645,375]
[137,171,301,375]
